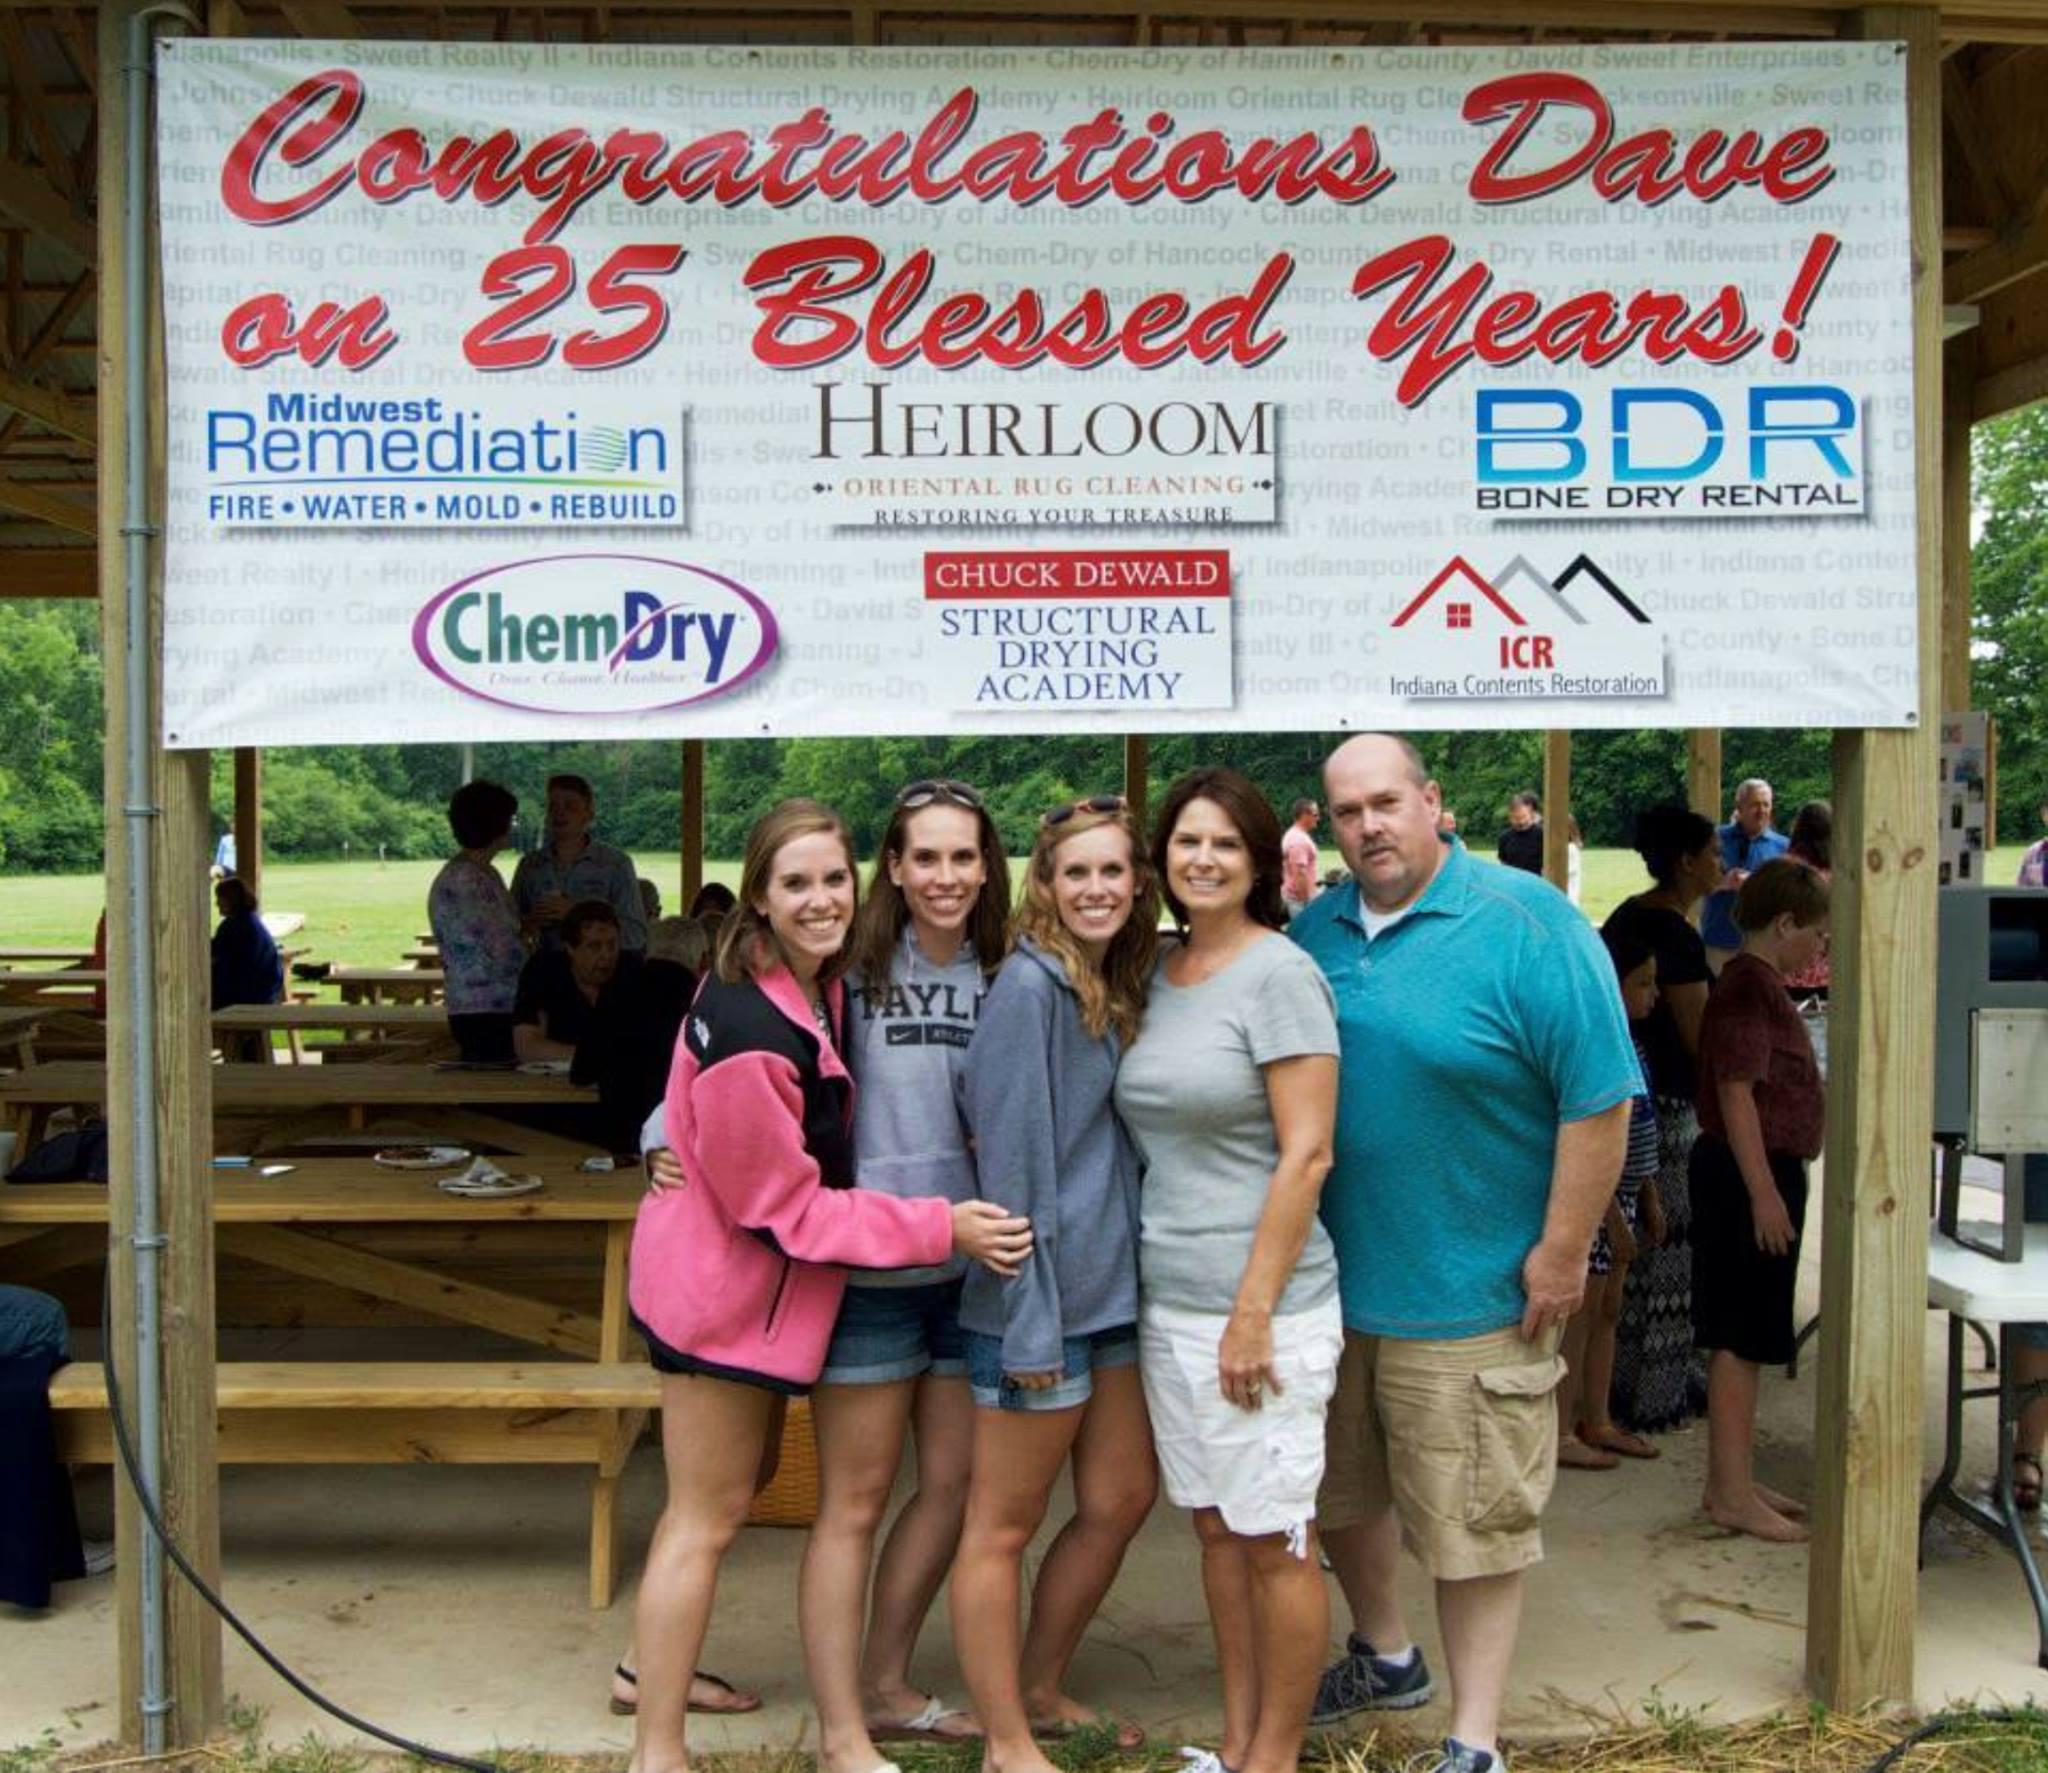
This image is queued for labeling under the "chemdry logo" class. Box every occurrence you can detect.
[1386,554,1667,702]
[413,554,777,717]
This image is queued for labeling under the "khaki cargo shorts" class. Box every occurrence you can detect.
[1318,1323,1566,1581]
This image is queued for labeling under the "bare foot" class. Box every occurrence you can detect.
[818,1730,893,1773]
[1579,1421,1660,1460]
[980,1738,1067,1773]
[1755,1482,1807,1518]
[1558,1434,1619,1470]
[1703,1491,1809,1541]
[1023,1694,1146,1752]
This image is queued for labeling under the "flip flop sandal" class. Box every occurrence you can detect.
[1032,1713,1147,1752]
[608,1663,764,1717]
[867,1697,980,1743]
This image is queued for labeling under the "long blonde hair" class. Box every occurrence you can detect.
[714,799,860,985]
[1013,803,1158,1044]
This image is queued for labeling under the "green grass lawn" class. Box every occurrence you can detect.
[1,847,2032,972]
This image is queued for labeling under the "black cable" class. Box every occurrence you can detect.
[97,1278,502,1773]
[1862,1706,2036,1772]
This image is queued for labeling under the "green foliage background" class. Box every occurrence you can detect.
[0,406,2040,873]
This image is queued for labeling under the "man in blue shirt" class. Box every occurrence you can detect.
[511,773,647,954]
[1291,735,1637,1773]
[1700,777,1787,970]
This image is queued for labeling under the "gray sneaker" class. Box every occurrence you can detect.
[1308,1636,1434,1724]
[1429,1739,1503,1773]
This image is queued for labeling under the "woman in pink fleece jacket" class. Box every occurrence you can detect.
[627,800,1031,1773]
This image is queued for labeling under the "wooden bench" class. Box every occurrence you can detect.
[7,1164,652,1603]
[50,1360,659,1598]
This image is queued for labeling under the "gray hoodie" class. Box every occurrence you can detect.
[959,936,1142,1373]
[844,929,987,1288]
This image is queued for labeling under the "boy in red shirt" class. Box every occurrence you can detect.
[1691,860,1829,1543]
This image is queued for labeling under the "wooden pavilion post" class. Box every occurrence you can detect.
[233,746,261,899]
[98,0,222,1744]
[680,738,704,908]
[1123,733,1149,813]
[1686,730,1722,822]
[1806,4,1941,1711]
[1541,730,1570,893]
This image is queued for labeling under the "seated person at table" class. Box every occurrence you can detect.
[210,878,283,1010]
[512,900,629,1063]
[573,915,698,1149]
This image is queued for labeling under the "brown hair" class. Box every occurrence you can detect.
[715,799,860,985]
[1014,803,1158,1044]
[1150,767,1287,934]
[1734,857,1830,933]
[561,899,620,948]
[215,877,259,916]
[850,786,1012,990]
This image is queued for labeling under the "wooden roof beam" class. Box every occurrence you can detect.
[0,474,90,533]
[0,545,92,596]
[0,153,92,263]
[0,367,91,442]
[0,15,79,204]
[1945,206,2048,302]
[279,0,366,33]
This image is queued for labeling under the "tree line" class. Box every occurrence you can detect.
[1,405,2042,874]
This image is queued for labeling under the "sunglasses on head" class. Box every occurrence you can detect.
[1042,794,1128,829]
[896,778,985,812]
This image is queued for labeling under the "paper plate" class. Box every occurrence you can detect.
[373,1145,472,1170]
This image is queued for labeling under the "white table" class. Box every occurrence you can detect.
[1922,1222,2048,1668]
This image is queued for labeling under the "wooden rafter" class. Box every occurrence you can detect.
[0,153,92,263]
[0,544,91,596]
[0,475,90,534]
[0,14,79,203]
[0,366,91,443]
[1945,207,2048,300]
[278,0,366,34]
[1942,57,2019,217]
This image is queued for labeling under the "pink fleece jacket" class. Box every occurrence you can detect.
[627,965,954,1390]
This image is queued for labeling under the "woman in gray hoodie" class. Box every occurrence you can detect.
[952,795,1161,1773]
[801,779,1012,1773]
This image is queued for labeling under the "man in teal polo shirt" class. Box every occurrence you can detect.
[1291,735,1636,1773]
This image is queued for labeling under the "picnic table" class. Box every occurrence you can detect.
[330,966,445,1006]
[260,912,306,940]
[0,1006,47,1068]
[0,947,94,966]
[0,1058,601,1157]
[0,1159,651,1605]
[213,1001,451,1065]
[0,969,103,1006]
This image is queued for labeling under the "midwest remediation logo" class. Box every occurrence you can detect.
[203,391,686,530]
[413,555,776,716]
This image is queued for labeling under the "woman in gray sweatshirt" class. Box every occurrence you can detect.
[952,795,1161,1771]
[800,779,1011,1772]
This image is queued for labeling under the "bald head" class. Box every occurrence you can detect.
[1325,732,1430,792]
[1323,733,1446,913]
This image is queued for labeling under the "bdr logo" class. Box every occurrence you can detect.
[1471,385,1863,519]
[1384,554,1668,703]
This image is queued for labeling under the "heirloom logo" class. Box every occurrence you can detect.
[1386,554,1668,702]
[413,555,777,716]
[1472,385,1862,520]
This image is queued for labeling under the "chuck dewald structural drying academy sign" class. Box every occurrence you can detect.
[158,40,1916,745]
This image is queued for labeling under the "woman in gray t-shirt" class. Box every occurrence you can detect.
[1114,768,1341,1773]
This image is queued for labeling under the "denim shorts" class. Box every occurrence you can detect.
[818,1278,968,1386]
[963,1323,1139,1412]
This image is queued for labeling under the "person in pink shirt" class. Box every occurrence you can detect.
[1281,798,1321,919]
[624,800,1032,1773]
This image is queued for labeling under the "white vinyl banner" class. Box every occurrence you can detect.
[156,41,1917,746]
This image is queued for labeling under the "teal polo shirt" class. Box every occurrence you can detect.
[1290,838,1640,1340]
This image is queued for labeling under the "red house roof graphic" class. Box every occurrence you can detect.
[1391,556,1528,629]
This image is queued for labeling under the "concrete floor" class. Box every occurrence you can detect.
[9,1174,2048,1755]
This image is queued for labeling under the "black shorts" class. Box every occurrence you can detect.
[1689,1133,1809,1365]
[628,1309,808,1396]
